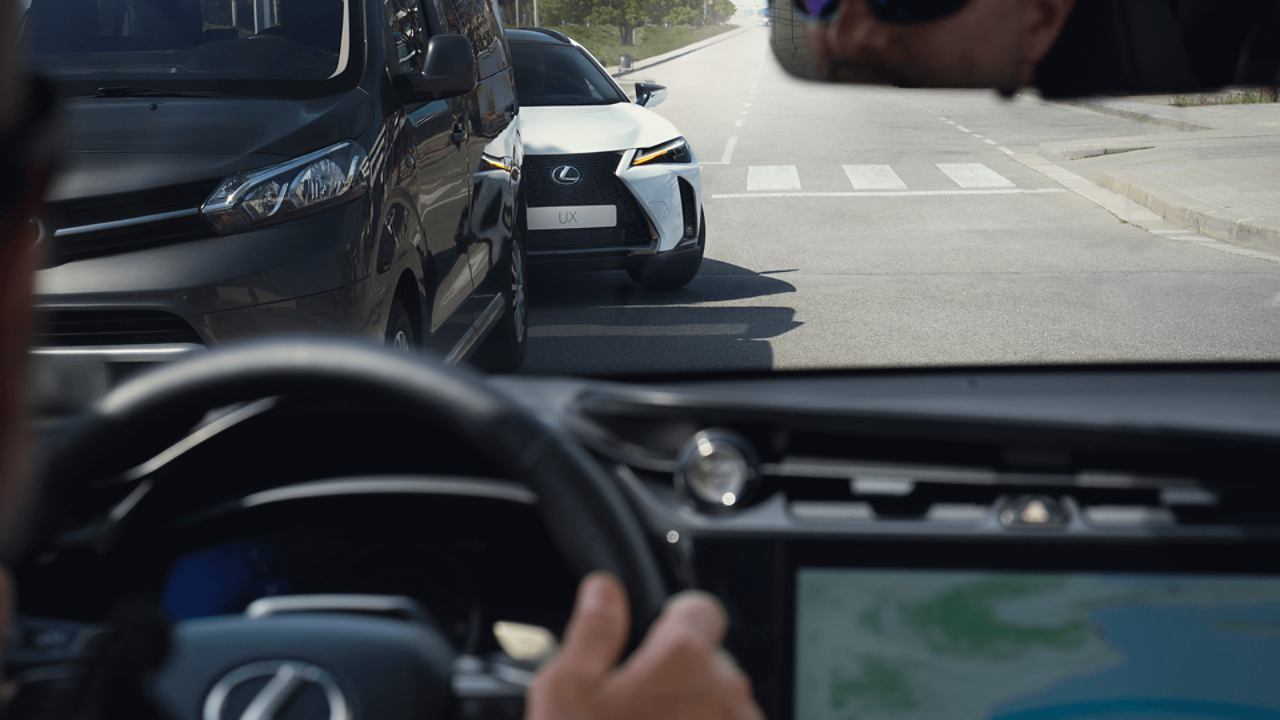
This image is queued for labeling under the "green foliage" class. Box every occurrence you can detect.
[530,0,737,46]
[538,23,733,66]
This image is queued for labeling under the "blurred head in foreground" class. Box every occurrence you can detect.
[799,0,1076,93]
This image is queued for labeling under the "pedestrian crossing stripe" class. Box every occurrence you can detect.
[936,163,1015,189]
[747,165,802,191]
[735,163,1018,191]
[843,165,906,190]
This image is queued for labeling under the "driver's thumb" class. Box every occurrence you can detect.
[554,572,631,684]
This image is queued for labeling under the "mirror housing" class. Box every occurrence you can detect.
[396,34,477,103]
[635,82,668,109]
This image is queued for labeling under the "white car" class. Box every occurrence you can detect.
[508,29,705,289]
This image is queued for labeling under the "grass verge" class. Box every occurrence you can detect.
[514,24,734,67]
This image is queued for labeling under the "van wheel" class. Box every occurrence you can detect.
[627,211,705,289]
[385,298,415,352]
[472,233,527,372]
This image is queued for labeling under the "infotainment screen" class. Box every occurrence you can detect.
[795,569,1280,720]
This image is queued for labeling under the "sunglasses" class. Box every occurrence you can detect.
[791,0,969,24]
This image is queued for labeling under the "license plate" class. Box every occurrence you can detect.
[527,205,617,231]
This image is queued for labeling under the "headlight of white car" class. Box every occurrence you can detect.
[201,141,367,234]
[631,137,692,166]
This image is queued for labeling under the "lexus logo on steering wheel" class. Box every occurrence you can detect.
[552,165,581,185]
[204,660,351,720]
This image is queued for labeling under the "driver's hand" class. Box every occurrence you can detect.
[527,572,764,720]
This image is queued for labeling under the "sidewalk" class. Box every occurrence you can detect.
[1041,97,1280,254]
[601,25,754,79]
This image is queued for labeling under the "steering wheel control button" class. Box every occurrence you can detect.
[204,660,350,720]
[676,430,760,513]
[1000,495,1068,529]
[493,621,558,663]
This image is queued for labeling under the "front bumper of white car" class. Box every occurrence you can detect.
[522,148,701,270]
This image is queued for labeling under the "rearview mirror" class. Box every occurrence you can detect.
[396,34,477,103]
[635,82,668,109]
[770,0,1280,97]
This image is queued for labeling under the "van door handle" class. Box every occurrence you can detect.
[451,124,467,145]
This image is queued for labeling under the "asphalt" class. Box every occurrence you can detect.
[519,27,1280,376]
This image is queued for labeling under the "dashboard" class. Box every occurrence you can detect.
[14,364,1280,720]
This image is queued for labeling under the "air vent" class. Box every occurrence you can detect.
[677,177,697,239]
[569,391,1280,533]
[36,309,204,347]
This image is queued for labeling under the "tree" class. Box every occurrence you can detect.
[585,0,650,45]
[706,0,734,24]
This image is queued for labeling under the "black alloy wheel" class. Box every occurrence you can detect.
[385,297,416,352]
[472,233,528,372]
[626,210,705,290]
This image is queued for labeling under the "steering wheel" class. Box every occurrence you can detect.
[33,338,668,720]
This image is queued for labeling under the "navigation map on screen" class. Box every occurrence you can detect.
[795,569,1280,720]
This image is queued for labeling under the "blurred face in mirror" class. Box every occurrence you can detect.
[804,0,1076,92]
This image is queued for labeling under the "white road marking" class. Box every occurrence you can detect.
[530,324,749,337]
[973,134,985,139]
[955,125,971,132]
[937,163,1015,188]
[998,147,1015,155]
[721,136,738,164]
[842,164,907,190]
[712,188,1065,199]
[1152,229,1197,234]
[744,102,751,107]
[747,165,802,191]
[741,110,748,114]
[735,119,744,127]
[983,139,997,145]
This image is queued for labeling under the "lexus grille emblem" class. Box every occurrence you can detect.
[552,165,581,185]
[204,660,351,720]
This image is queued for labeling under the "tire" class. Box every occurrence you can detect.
[385,297,416,353]
[472,232,528,372]
[626,211,705,289]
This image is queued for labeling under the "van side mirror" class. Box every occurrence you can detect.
[396,34,477,103]
[635,82,668,109]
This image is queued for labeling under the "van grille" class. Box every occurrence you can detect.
[36,309,204,347]
[523,152,653,252]
[47,179,221,264]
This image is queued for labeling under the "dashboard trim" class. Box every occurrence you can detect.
[167,475,537,531]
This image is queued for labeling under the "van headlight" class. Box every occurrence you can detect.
[631,137,692,166]
[202,141,368,233]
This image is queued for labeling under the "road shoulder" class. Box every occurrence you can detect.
[1037,101,1280,257]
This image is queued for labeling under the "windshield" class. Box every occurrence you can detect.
[23,0,356,95]
[511,42,628,106]
[23,1,1280,381]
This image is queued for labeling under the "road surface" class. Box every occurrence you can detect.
[521,27,1280,375]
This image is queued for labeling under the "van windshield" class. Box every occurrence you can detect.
[24,0,357,96]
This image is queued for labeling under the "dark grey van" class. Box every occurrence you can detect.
[24,0,527,373]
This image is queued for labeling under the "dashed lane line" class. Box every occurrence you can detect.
[721,136,738,164]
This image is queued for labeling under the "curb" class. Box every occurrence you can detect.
[1098,170,1280,254]
[604,25,754,78]
[1061,98,1214,132]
